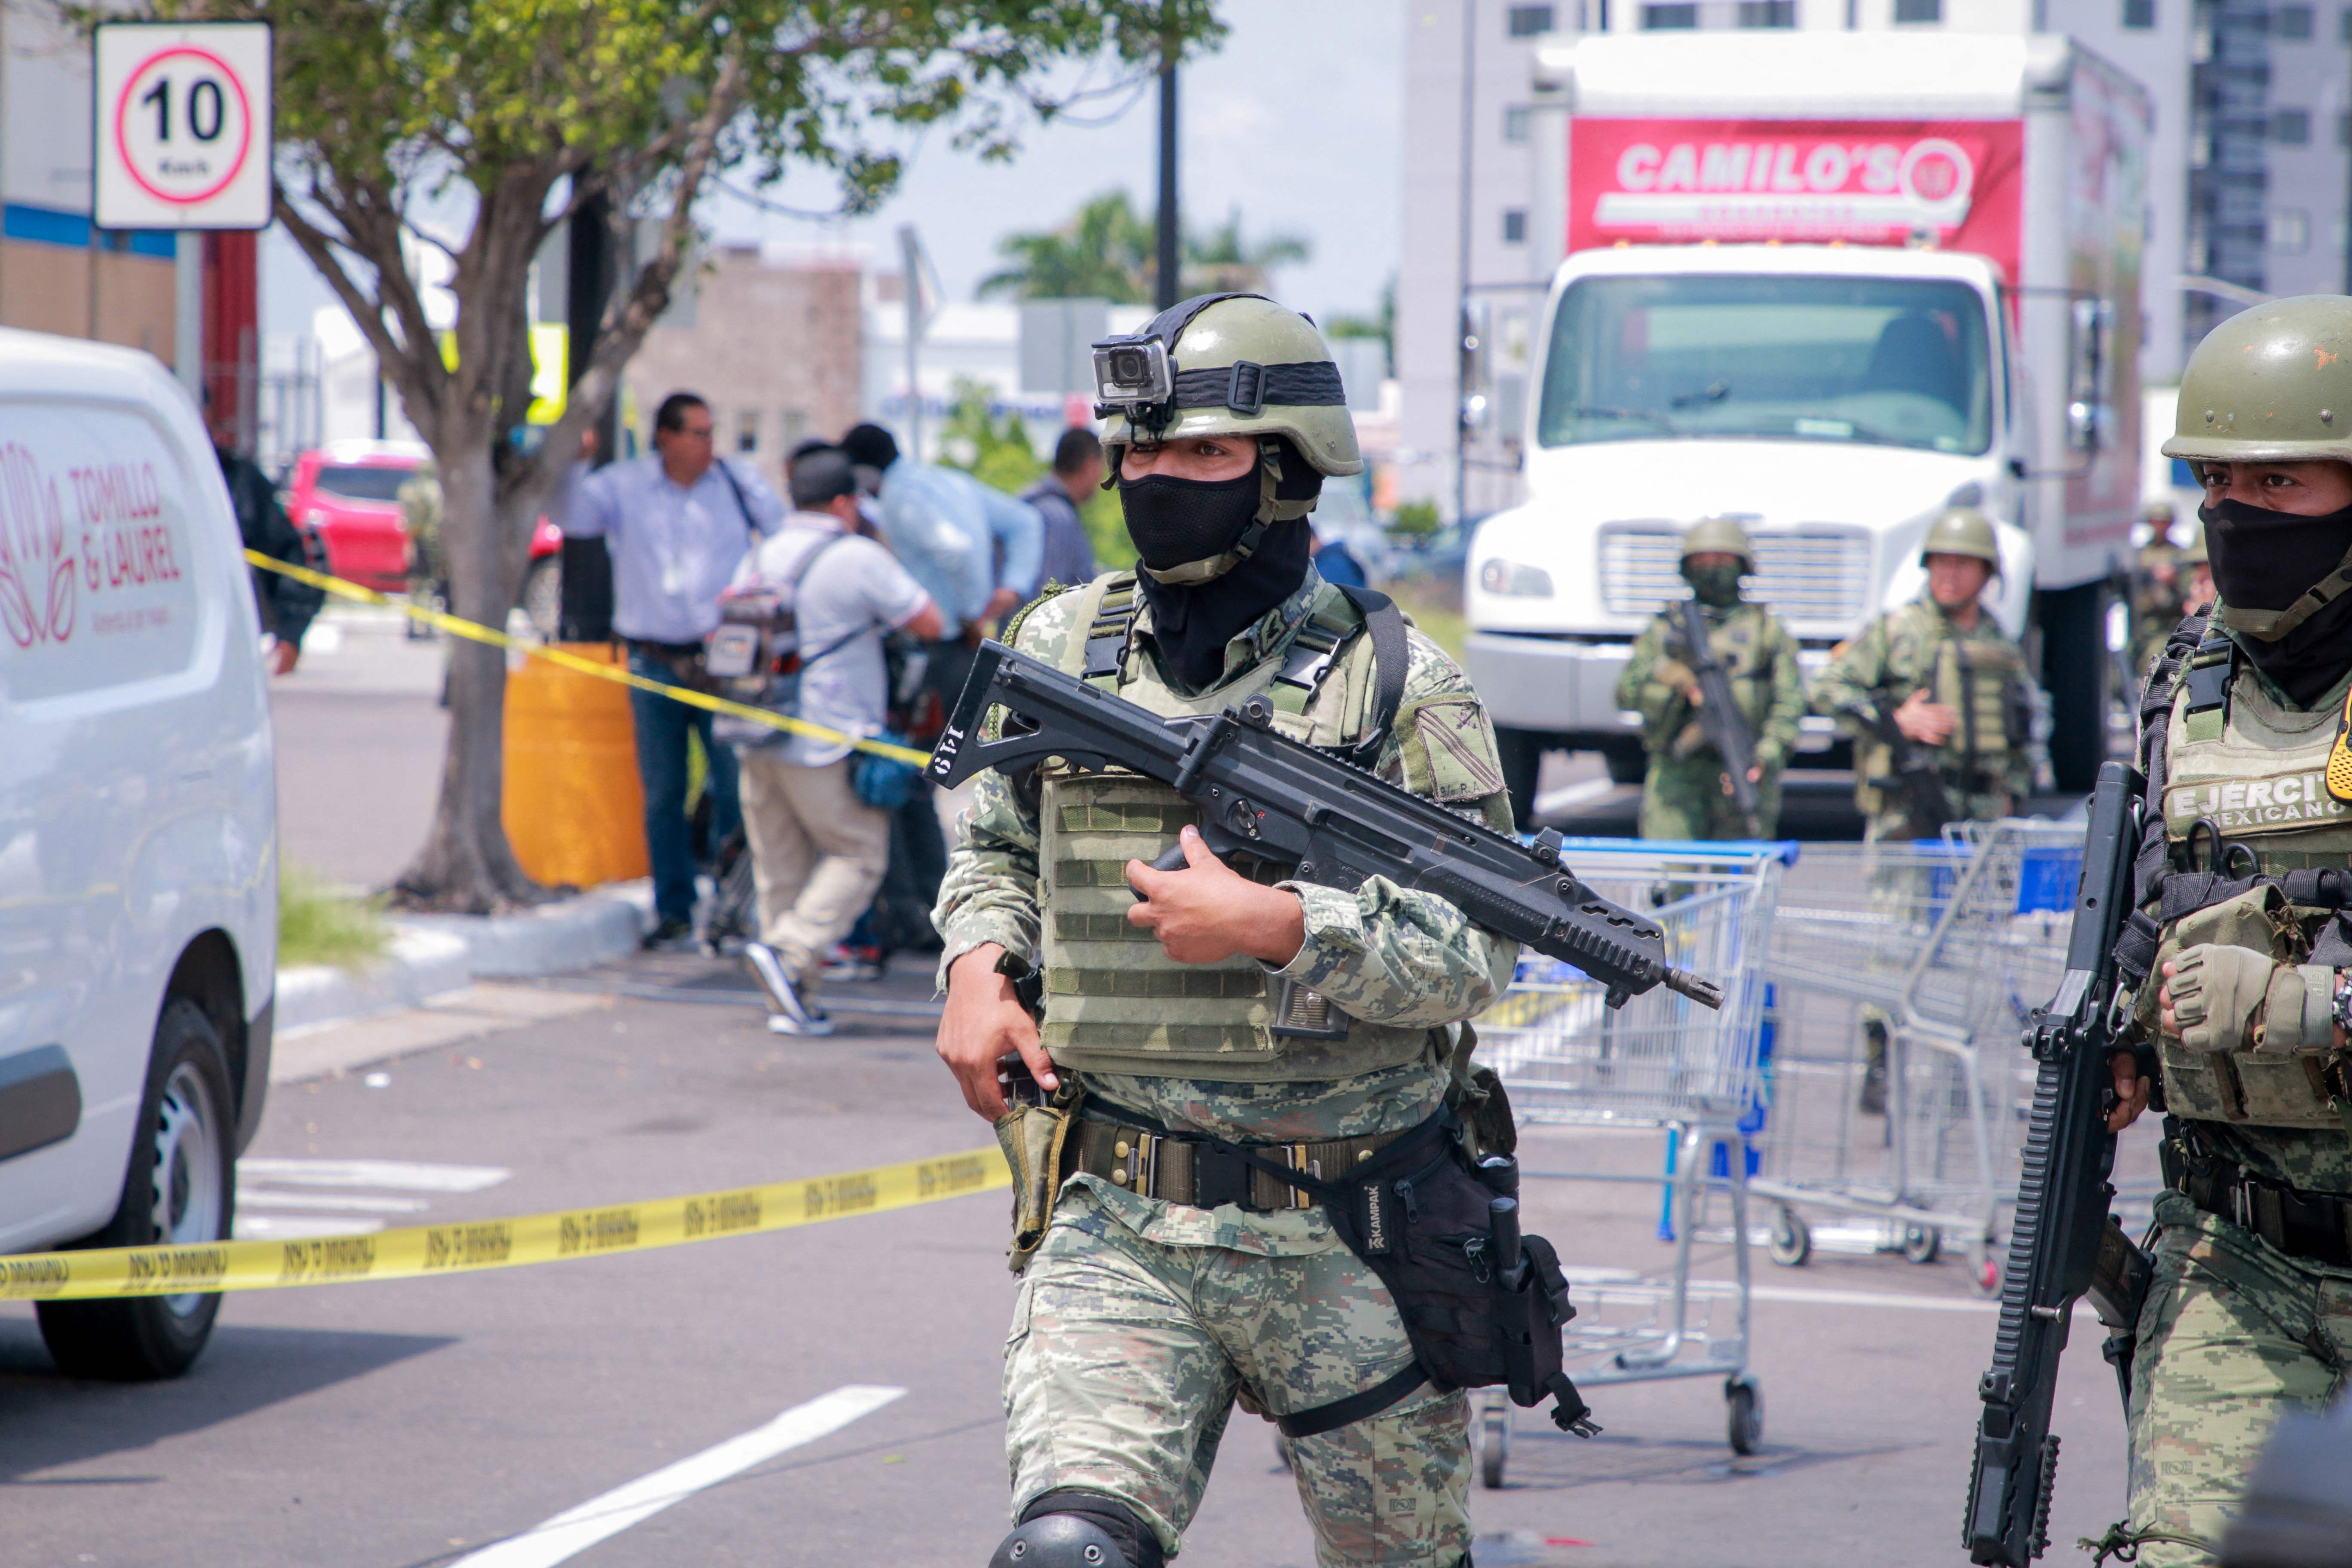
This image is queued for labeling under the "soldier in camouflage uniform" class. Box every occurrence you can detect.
[931,295,1517,1568]
[1811,506,2036,841]
[2135,501,2189,675]
[1814,508,2037,1111]
[1614,516,1807,840]
[2094,296,2352,1567]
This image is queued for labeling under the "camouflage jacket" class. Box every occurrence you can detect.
[933,568,1520,1249]
[1614,599,1808,773]
[1812,593,2035,817]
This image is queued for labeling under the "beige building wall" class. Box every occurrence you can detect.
[0,242,175,356]
[621,246,863,488]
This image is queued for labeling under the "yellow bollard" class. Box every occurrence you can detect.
[502,643,649,888]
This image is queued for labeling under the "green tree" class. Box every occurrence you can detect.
[936,379,1133,571]
[976,190,1154,303]
[977,192,1310,303]
[111,0,1221,912]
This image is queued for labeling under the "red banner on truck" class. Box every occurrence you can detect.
[1568,119,2025,285]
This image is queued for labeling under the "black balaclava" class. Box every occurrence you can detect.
[2202,496,2352,706]
[1122,437,1320,691]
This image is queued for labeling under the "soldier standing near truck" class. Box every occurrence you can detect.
[2092,295,2352,1567]
[1615,517,1808,840]
[930,294,1521,1568]
[1814,507,2037,1112]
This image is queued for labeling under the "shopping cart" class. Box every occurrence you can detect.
[1469,837,1787,1485]
[1751,820,2083,1295]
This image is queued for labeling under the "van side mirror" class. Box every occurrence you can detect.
[2067,297,2115,453]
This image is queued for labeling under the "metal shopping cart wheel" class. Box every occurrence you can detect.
[1476,1391,1511,1488]
[1767,1204,1811,1268]
[1902,1225,1942,1265]
[1726,1378,1764,1455]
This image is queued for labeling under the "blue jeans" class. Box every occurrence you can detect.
[628,651,741,925]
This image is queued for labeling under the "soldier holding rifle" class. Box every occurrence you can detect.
[1615,516,1807,841]
[2083,297,2352,1567]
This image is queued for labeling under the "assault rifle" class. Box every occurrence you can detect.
[1966,761,2154,1565]
[1675,597,1762,836]
[1846,695,1959,840]
[930,640,1724,1011]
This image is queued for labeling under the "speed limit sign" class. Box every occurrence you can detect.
[93,21,272,230]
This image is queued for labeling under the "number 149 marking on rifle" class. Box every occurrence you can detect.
[93,21,273,232]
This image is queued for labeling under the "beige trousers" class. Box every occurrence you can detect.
[735,753,891,987]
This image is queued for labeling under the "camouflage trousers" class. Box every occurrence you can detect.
[2119,1189,2352,1565]
[1003,1188,1472,1565]
[1636,756,1783,842]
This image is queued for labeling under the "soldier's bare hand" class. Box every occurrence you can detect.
[937,944,1053,1121]
[1127,827,1307,968]
[1893,689,1959,746]
[2107,1050,2151,1131]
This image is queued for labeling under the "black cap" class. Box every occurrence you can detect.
[789,447,858,510]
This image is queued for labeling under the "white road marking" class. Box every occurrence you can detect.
[236,1189,433,1214]
[233,1215,389,1240]
[1533,777,1623,817]
[449,1385,906,1568]
[237,1158,512,1193]
[1749,1284,2000,1314]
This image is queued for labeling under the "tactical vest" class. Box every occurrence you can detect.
[1033,573,1436,1082]
[1663,605,1776,755]
[2142,636,2352,1130]
[1850,613,2030,802]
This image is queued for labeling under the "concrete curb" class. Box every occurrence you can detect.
[275,881,654,1035]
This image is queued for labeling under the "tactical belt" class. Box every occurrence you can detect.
[2164,1131,2352,1268]
[1063,1107,1407,1213]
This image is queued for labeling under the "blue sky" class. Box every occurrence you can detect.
[263,1,1404,341]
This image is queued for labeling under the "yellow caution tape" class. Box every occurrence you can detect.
[245,550,935,768]
[0,1145,1006,1302]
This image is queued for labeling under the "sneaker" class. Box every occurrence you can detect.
[640,916,694,952]
[745,942,831,1036]
[821,943,885,983]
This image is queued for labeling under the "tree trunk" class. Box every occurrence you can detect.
[389,428,548,913]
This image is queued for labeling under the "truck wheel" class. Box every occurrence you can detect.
[520,556,562,643]
[1601,740,1646,785]
[36,999,237,1381]
[1494,726,1544,826]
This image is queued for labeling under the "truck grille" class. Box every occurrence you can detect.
[1596,522,1875,628]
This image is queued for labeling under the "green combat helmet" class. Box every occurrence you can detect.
[2163,294,2352,639]
[1091,293,1362,585]
[1680,514,1756,570]
[1920,505,2002,574]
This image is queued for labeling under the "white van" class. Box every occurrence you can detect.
[0,328,275,1378]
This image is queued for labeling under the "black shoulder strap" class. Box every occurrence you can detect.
[713,459,760,542]
[1335,583,1410,766]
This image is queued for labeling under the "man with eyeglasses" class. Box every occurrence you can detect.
[567,391,787,948]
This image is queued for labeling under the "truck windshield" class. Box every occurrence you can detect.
[1537,275,1994,456]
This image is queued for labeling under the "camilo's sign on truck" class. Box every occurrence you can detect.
[1464,32,2146,809]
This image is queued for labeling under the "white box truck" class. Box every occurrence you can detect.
[1465,32,2148,812]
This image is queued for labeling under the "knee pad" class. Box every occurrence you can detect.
[989,1490,1164,1568]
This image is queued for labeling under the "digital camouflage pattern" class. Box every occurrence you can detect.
[1005,1183,1471,1566]
[1811,594,2034,839]
[1614,598,1807,839]
[933,563,1514,1562]
[2118,1191,2352,1567]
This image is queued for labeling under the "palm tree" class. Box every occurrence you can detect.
[1182,208,1311,295]
[977,191,1156,303]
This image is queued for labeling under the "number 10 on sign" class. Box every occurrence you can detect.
[94,22,273,231]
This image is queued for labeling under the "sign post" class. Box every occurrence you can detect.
[93,21,272,395]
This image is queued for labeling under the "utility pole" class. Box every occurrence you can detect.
[1155,18,1181,312]
[1454,0,1478,525]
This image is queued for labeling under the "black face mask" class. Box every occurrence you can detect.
[1133,517,1313,692]
[1118,469,1263,574]
[2202,496,2352,705]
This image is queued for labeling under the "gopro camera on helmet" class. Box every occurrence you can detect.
[1091,333,1173,419]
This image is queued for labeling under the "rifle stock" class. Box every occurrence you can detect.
[931,640,1724,1011]
[1965,760,2145,1565]
[1675,598,1764,836]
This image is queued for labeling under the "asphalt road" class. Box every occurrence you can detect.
[0,954,2147,1567]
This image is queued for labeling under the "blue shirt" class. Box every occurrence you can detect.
[874,458,1042,637]
[565,456,786,643]
[1020,476,1100,592]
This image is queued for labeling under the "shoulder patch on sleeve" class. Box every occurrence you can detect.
[1399,695,1505,803]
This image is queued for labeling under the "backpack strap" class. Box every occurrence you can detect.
[713,457,762,542]
[1080,573,1142,687]
[1333,583,1410,769]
